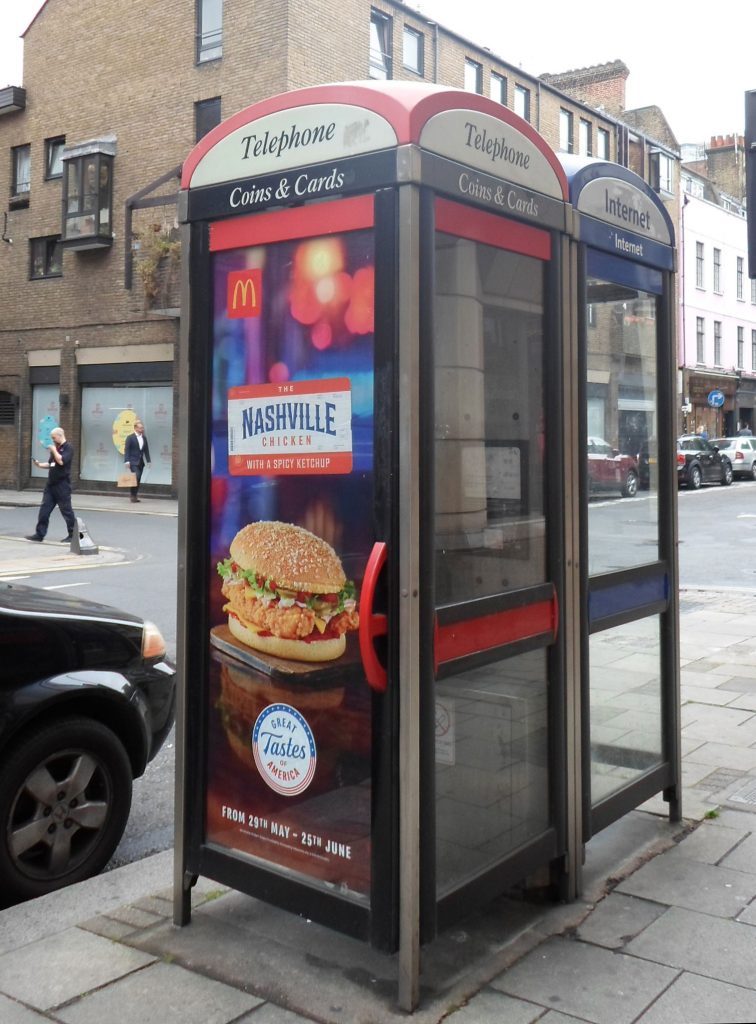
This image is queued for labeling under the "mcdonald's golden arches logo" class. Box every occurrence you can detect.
[227,269,262,319]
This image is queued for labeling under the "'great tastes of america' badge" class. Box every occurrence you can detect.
[252,704,317,796]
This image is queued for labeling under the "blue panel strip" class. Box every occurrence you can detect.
[589,573,669,625]
[581,217,674,272]
[586,248,664,294]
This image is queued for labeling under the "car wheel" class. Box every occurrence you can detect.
[722,460,733,486]
[0,717,132,902]
[750,461,756,481]
[688,464,702,489]
[621,470,638,498]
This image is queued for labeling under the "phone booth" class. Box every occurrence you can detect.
[558,156,681,845]
[174,81,577,1009]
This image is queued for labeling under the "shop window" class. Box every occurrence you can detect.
[490,72,506,105]
[197,0,222,62]
[402,26,423,75]
[30,236,63,279]
[0,391,16,425]
[10,143,30,207]
[464,58,482,94]
[45,136,65,180]
[61,144,114,250]
[369,10,392,79]
[195,97,221,142]
[514,84,530,121]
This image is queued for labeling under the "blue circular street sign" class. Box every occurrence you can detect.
[708,389,725,408]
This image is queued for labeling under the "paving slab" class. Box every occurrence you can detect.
[0,992,54,1023]
[672,821,750,864]
[719,831,756,873]
[0,928,155,1011]
[575,893,667,949]
[489,935,677,1024]
[56,960,263,1024]
[441,988,544,1024]
[615,846,756,917]
[636,972,756,1024]
[625,906,756,986]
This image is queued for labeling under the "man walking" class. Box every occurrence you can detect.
[27,427,77,542]
[123,418,151,503]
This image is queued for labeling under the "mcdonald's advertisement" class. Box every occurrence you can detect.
[204,216,376,899]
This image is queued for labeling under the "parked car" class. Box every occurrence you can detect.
[587,436,639,497]
[677,435,733,488]
[711,437,756,480]
[0,583,175,902]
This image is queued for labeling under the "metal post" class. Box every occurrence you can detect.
[397,182,422,1012]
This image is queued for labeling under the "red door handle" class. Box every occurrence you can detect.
[359,541,388,692]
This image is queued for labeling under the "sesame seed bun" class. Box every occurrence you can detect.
[228,613,346,663]
[229,521,345,593]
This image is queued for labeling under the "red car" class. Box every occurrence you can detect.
[587,436,639,498]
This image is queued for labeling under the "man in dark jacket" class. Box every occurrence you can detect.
[123,418,151,503]
[27,427,77,542]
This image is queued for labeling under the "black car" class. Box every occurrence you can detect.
[677,435,733,489]
[0,582,175,902]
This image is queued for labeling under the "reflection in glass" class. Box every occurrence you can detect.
[586,278,659,574]
[434,232,546,604]
[589,616,662,806]
[435,649,549,895]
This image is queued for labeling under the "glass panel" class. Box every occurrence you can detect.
[31,385,60,479]
[46,138,64,178]
[403,27,421,73]
[80,385,173,484]
[434,231,546,604]
[436,649,549,895]
[66,162,80,214]
[13,146,30,194]
[586,276,659,573]
[82,158,98,211]
[589,617,662,805]
[369,15,390,79]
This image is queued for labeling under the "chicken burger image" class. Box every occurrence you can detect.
[217,520,359,663]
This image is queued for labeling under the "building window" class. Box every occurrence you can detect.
[490,72,506,105]
[195,97,221,142]
[10,143,30,204]
[61,146,114,250]
[513,84,530,121]
[597,127,610,160]
[197,0,222,62]
[696,241,704,288]
[44,136,65,180]
[738,326,744,368]
[402,26,423,75]
[369,9,392,79]
[714,321,722,365]
[713,248,722,294]
[0,391,16,426]
[650,150,673,193]
[752,329,756,371]
[696,317,705,363]
[737,256,744,300]
[752,278,756,304]
[559,109,574,153]
[30,236,62,279]
[579,119,592,157]
[464,58,482,94]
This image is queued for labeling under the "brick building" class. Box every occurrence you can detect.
[0,0,679,494]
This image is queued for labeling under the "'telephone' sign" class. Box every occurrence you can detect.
[227,269,262,318]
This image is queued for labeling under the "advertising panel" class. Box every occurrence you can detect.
[205,211,375,903]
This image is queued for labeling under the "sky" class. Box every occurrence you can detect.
[0,0,753,144]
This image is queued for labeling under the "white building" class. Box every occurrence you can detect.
[679,168,756,436]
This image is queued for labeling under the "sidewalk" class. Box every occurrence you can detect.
[2,521,756,1020]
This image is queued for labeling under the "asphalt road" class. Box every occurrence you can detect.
[2,478,754,890]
